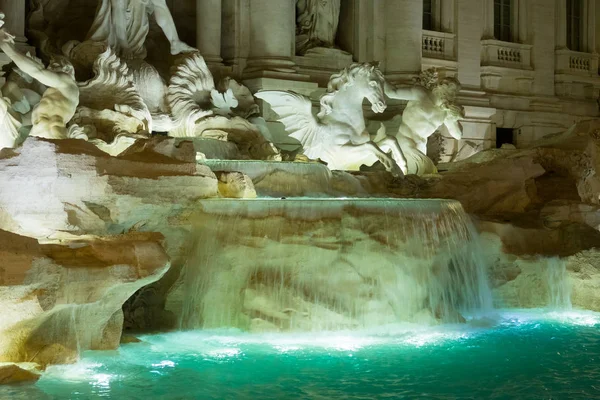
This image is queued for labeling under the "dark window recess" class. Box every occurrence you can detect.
[423,0,434,30]
[494,0,512,42]
[567,0,582,51]
[496,128,514,148]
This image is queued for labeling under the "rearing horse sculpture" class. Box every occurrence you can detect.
[255,62,405,177]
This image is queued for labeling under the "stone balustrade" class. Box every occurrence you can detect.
[480,39,532,70]
[554,49,600,100]
[555,49,599,76]
[422,30,456,61]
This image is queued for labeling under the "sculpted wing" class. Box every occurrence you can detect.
[166,52,216,136]
[77,47,152,133]
[254,90,323,159]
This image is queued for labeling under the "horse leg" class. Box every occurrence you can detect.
[342,141,403,178]
[377,136,408,175]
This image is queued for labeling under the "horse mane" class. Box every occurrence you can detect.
[318,62,383,119]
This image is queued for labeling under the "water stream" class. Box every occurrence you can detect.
[175,199,493,331]
[546,257,572,310]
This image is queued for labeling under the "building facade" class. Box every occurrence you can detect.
[1,0,599,161]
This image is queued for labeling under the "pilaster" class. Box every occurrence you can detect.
[196,0,223,67]
[243,0,298,78]
[456,0,483,89]
[384,0,422,83]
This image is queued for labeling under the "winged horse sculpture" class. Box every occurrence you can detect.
[255,62,406,177]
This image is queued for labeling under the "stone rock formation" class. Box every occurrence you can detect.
[0,363,42,385]
[216,171,257,199]
[0,229,169,366]
[0,137,220,365]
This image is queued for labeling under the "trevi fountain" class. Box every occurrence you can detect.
[0,0,600,399]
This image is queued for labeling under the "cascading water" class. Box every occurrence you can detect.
[175,199,493,332]
[546,257,572,310]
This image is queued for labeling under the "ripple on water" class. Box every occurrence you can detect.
[2,310,600,399]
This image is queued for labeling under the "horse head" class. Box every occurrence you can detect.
[358,62,387,114]
[319,62,387,118]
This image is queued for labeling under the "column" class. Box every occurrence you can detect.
[384,0,422,83]
[555,0,567,49]
[0,0,26,44]
[456,0,483,88]
[440,0,456,33]
[585,0,595,53]
[338,0,386,64]
[596,1,600,53]
[196,0,223,66]
[531,0,555,96]
[0,0,28,83]
[244,0,297,76]
[516,0,529,44]
[481,0,494,40]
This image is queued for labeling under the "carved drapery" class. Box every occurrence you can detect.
[295,0,341,55]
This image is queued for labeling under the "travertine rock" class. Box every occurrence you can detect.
[424,154,544,214]
[0,363,42,385]
[477,218,600,258]
[540,200,600,230]
[0,230,169,366]
[0,137,223,365]
[568,250,600,312]
[0,137,217,240]
[216,171,257,198]
[323,152,545,215]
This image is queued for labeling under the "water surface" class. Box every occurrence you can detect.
[3,310,600,399]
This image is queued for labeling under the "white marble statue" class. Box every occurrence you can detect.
[296,0,341,55]
[0,93,22,150]
[385,70,465,175]
[87,0,195,60]
[0,23,79,140]
[165,52,280,160]
[256,63,406,176]
[72,47,152,153]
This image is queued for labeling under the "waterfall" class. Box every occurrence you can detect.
[177,199,493,332]
[546,258,572,310]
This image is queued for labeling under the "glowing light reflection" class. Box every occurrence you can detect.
[547,311,600,327]
[498,309,600,328]
[151,360,176,368]
[403,331,467,347]
[207,348,241,359]
[91,373,112,389]
[61,362,104,381]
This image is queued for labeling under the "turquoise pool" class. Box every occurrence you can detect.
[3,310,600,399]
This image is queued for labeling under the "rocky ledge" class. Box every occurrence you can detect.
[0,137,220,366]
